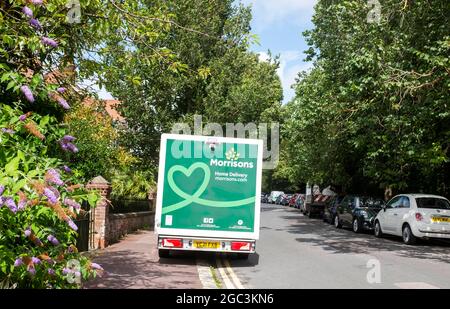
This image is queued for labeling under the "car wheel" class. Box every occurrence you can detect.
[158,249,170,258]
[334,215,342,228]
[374,221,383,238]
[402,224,417,245]
[352,218,361,233]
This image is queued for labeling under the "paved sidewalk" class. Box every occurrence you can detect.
[84,230,203,289]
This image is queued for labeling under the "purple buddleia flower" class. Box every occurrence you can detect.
[47,235,60,246]
[45,169,64,186]
[29,18,41,29]
[19,113,28,121]
[1,128,15,134]
[20,85,35,103]
[62,268,71,275]
[18,199,26,211]
[48,186,60,199]
[22,6,33,18]
[48,268,55,276]
[31,257,41,265]
[90,263,103,270]
[43,187,58,204]
[62,165,72,174]
[66,219,78,231]
[14,258,23,267]
[0,185,4,196]
[57,87,66,93]
[59,136,79,153]
[59,141,69,151]
[4,197,17,213]
[74,271,81,277]
[67,143,79,153]
[62,135,76,143]
[24,228,32,237]
[64,198,81,210]
[27,265,36,275]
[0,196,6,207]
[41,37,58,48]
[56,97,70,110]
[31,0,43,5]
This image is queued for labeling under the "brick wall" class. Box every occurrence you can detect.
[108,211,155,244]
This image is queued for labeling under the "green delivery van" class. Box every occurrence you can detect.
[155,134,263,259]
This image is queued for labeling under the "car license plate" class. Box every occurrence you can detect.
[193,240,220,249]
[432,217,450,223]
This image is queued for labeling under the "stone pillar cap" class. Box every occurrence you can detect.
[88,176,110,185]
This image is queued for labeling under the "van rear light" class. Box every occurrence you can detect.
[231,242,251,251]
[162,238,183,248]
[415,213,423,221]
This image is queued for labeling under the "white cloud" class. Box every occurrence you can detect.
[80,79,115,100]
[259,51,313,103]
[241,0,317,29]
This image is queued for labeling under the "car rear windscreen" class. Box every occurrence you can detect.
[416,198,450,210]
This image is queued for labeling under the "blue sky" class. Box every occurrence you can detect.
[94,1,317,103]
[241,0,317,103]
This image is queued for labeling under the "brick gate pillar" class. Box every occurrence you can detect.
[86,176,111,250]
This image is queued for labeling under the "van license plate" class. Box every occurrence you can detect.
[193,241,220,249]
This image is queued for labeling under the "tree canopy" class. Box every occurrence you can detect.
[281,0,449,196]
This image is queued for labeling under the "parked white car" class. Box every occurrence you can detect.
[374,194,450,244]
[268,191,284,204]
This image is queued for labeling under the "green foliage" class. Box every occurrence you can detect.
[102,0,283,164]
[0,104,101,288]
[111,170,156,200]
[284,0,450,196]
[0,0,116,288]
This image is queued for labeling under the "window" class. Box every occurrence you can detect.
[386,196,401,209]
[416,198,450,210]
[400,196,410,208]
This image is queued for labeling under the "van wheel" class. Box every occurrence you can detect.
[352,218,362,233]
[374,221,383,238]
[402,225,417,245]
[334,215,342,228]
[158,249,170,258]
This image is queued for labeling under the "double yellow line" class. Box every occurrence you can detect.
[216,255,244,289]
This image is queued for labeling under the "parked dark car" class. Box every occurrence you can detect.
[323,195,344,224]
[261,193,269,203]
[280,194,293,206]
[334,195,385,233]
[294,194,305,209]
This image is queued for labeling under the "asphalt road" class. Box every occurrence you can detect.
[227,203,450,289]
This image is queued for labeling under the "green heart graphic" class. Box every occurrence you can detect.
[168,162,210,201]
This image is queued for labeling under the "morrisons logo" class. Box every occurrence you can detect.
[210,159,254,169]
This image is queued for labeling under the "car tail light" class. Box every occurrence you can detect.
[162,238,183,248]
[415,213,423,221]
[231,242,251,251]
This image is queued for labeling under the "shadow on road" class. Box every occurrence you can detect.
[276,210,450,264]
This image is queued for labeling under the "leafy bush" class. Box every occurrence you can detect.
[0,104,102,288]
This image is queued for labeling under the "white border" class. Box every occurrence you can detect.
[154,133,262,240]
